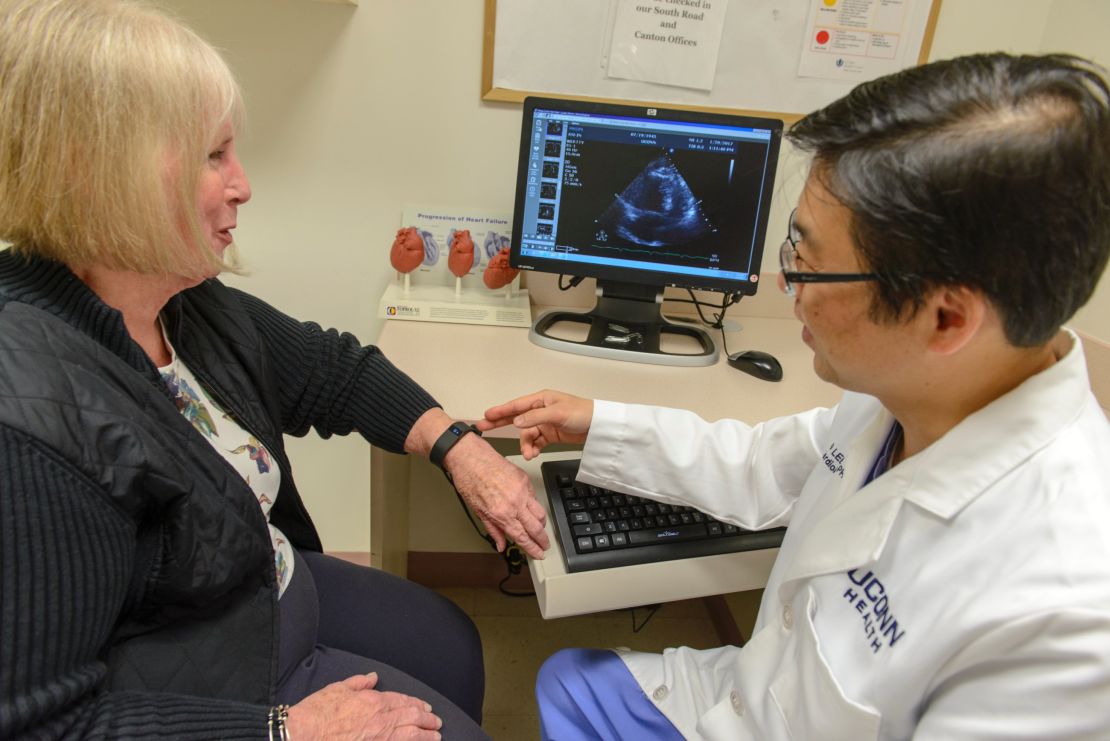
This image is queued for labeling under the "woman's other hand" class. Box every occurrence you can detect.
[478,389,594,460]
[286,673,442,739]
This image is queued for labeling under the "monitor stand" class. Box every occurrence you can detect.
[529,280,718,367]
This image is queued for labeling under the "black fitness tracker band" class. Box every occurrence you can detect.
[430,421,482,472]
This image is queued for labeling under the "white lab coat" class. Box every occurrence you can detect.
[577,330,1110,740]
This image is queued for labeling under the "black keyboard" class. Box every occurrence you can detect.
[541,458,785,573]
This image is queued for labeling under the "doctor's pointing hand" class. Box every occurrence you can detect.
[478,390,594,460]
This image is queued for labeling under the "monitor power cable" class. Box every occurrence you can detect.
[558,274,585,291]
[630,603,663,633]
[664,289,744,357]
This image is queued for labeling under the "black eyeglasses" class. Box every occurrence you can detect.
[779,208,880,296]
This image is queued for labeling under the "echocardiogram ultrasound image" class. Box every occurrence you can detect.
[542,161,560,179]
[597,153,712,247]
[546,121,563,136]
[538,204,555,220]
[544,141,562,157]
[541,183,558,199]
[551,138,767,273]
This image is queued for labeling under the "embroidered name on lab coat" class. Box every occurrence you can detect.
[822,442,846,478]
[843,568,906,654]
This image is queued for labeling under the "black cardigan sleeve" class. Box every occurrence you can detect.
[0,425,270,739]
[230,288,440,454]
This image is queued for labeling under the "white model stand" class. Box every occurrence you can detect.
[378,275,531,328]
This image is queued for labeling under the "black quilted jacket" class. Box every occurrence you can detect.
[0,250,438,738]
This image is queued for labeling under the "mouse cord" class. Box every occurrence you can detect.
[678,289,741,330]
[719,323,732,357]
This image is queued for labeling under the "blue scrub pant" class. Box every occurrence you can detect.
[536,649,684,740]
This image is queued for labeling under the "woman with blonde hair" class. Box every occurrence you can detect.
[0,1,548,737]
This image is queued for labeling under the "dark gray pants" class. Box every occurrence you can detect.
[276,550,489,740]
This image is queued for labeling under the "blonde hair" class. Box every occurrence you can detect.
[0,0,244,275]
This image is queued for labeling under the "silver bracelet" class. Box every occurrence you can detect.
[268,704,291,741]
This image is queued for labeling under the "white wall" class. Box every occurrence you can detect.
[157,0,525,551]
[158,0,1110,551]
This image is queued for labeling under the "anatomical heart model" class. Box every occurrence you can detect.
[482,246,519,290]
[379,209,530,327]
[447,229,476,278]
[390,227,425,274]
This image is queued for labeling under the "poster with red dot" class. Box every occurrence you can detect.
[798,0,919,81]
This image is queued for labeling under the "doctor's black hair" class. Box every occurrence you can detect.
[787,53,1110,347]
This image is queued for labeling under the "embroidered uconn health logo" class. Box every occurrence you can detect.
[843,568,906,654]
[822,442,846,478]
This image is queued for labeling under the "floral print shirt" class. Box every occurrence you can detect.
[158,324,293,597]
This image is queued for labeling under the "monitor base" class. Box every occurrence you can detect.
[529,282,718,367]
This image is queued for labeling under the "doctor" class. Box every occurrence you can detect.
[481,53,1110,740]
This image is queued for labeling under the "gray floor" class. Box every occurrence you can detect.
[435,587,763,740]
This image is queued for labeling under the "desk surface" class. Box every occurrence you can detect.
[375,307,842,612]
[381,310,841,429]
[372,306,841,568]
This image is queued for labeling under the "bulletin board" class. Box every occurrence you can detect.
[481,0,943,124]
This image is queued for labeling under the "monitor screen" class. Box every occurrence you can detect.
[510,97,783,297]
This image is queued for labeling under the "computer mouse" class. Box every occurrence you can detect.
[727,350,783,382]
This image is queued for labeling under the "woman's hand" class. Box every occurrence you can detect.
[444,435,551,559]
[286,673,442,739]
[406,408,551,559]
[478,389,594,460]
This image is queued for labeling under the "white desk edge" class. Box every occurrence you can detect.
[520,451,779,619]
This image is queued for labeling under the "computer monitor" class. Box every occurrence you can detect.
[510,97,783,366]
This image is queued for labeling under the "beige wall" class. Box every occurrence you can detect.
[155,0,1110,550]
[1040,0,1110,336]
